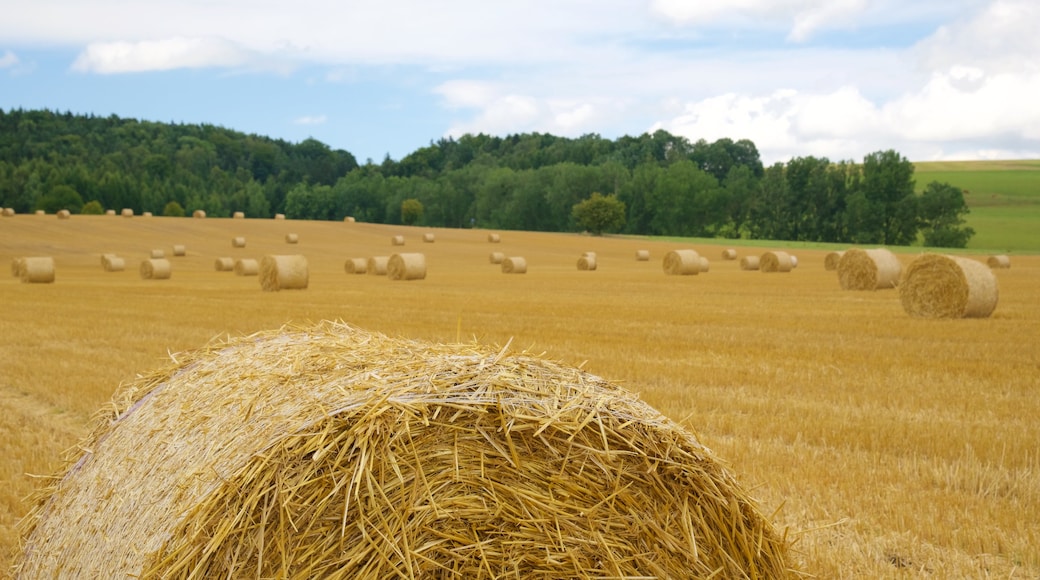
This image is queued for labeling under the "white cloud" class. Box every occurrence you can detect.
[650,0,873,41]
[0,50,19,69]
[71,37,254,73]
[293,115,328,126]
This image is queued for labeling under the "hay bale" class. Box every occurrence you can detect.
[760,251,793,273]
[699,256,710,273]
[105,209,116,216]
[721,248,737,260]
[35,210,45,216]
[234,259,259,277]
[740,256,760,271]
[489,251,505,265]
[423,233,435,243]
[987,255,1011,269]
[285,233,299,244]
[232,236,246,248]
[101,254,125,272]
[367,256,389,276]
[214,257,234,272]
[14,321,788,579]
[140,259,171,280]
[502,256,527,274]
[233,211,245,219]
[838,248,902,290]
[20,257,55,283]
[150,249,165,259]
[663,249,700,276]
[577,252,597,271]
[1,207,14,217]
[172,245,186,257]
[193,210,206,219]
[635,250,650,261]
[391,235,405,246]
[824,251,844,271]
[790,255,799,268]
[344,216,356,223]
[387,253,427,281]
[274,213,286,220]
[56,209,71,220]
[259,255,308,291]
[121,208,134,217]
[142,211,153,218]
[488,233,500,243]
[900,254,998,318]
[344,258,368,274]
[11,257,25,277]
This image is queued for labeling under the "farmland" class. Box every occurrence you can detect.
[2,213,1039,578]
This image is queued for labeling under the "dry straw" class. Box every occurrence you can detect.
[987,255,1011,269]
[760,251,793,273]
[11,257,25,278]
[150,249,165,259]
[34,210,44,216]
[663,249,700,275]
[387,253,427,281]
[193,210,206,219]
[824,251,844,271]
[790,255,799,268]
[285,233,299,244]
[101,254,125,272]
[1,207,14,217]
[391,235,405,246]
[214,257,234,272]
[344,216,356,223]
[740,256,760,271]
[423,233,435,243]
[344,258,368,274]
[172,245,186,257]
[232,236,246,248]
[139,258,171,280]
[721,248,738,260]
[14,321,788,579]
[105,209,116,216]
[20,257,55,284]
[502,256,527,273]
[259,255,308,291]
[487,233,501,243]
[699,256,710,273]
[367,256,389,276]
[234,259,259,277]
[577,252,597,271]
[900,254,999,318]
[57,210,71,220]
[142,211,153,218]
[274,213,286,220]
[233,211,245,219]
[488,251,505,265]
[635,249,650,261]
[838,248,902,290]
[121,208,133,217]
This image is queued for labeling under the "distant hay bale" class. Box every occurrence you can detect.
[987,255,1011,269]
[101,254,125,272]
[502,256,527,274]
[366,256,389,276]
[1,208,14,217]
[790,255,799,268]
[214,257,235,272]
[344,216,356,223]
[233,211,245,219]
[838,248,902,290]
[900,254,998,319]
[274,213,286,220]
[388,253,427,281]
[577,252,597,271]
[344,258,368,274]
[20,257,55,283]
[150,249,165,259]
[488,251,505,265]
[391,235,405,246]
[699,256,710,273]
[140,258,171,280]
[663,249,700,276]
[760,251,793,273]
[740,256,760,271]
[285,233,299,244]
[259,255,309,291]
[57,210,71,220]
[105,209,116,216]
[721,248,737,260]
[172,245,186,257]
[488,233,501,243]
[635,250,650,261]
[423,233,435,243]
[13,321,788,579]
[232,237,246,248]
[193,210,206,219]
[142,211,153,217]
[11,257,25,277]
[35,210,45,216]
[234,259,259,277]
[824,251,844,271]
[121,208,133,217]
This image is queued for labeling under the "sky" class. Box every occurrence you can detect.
[1,0,1038,165]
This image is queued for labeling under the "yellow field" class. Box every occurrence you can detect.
[2,214,1038,578]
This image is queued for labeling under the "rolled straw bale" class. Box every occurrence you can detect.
[142,211,153,217]
[387,253,427,281]
[35,210,45,216]
[214,257,234,272]
[577,253,597,271]
[367,256,389,276]
[274,213,286,220]
[838,248,902,290]
[987,255,1011,269]
[502,256,527,274]
[698,256,710,273]
[900,254,998,319]
[233,211,245,219]
[344,216,356,223]
[101,254,125,272]
[121,208,133,217]
[234,259,259,277]
[11,257,25,277]
[57,209,71,220]
[172,245,186,257]
[790,255,799,268]
[344,257,368,274]
[391,235,405,246]
[20,257,55,283]
[193,209,206,219]
[721,248,737,260]
[759,251,793,273]
[635,249,650,261]
[105,209,116,216]
[14,321,788,579]
[1,207,14,217]
[488,251,505,264]
[232,236,246,248]
[663,249,700,275]
[285,233,299,244]
[150,249,165,259]
[740,256,760,271]
[259,255,308,291]
[488,233,501,243]
[423,233,435,243]
[140,258,171,280]
[824,251,844,271]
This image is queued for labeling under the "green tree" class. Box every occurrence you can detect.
[400,198,424,225]
[918,181,975,248]
[572,192,626,235]
[163,200,186,217]
[859,149,917,244]
[81,200,104,214]
[39,184,84,213]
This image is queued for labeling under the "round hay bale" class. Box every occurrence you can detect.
[259,255,308,291]
[488,233,501,243]
[502,256,527,274]
[635,249,650,261]
[387,253,427,281]
[56,209,71,220]
[740,256,760,271]
[838,248,902,290]
[35,210,45,216]
[391,235,405,246]
[140,258,171,280]
[790,255,799,268]
[721,248,737,260]
[11,257,25,278]
[987,255,1011,269]
[172,245,186,257]
[662,249,700,276]
[142,211,153,218]
[13,322,788,579]
[214,257,234,272]
[20,257,55,284]
[760,251,793,273]
[232,237,246,248]
[274,213,286,220]
[105,209,116,216]
[121,208,134,217]
[367,256,389,276]
[234,259,259,277]
[900,254,998,319]
[101,254,125,272]
[285,233,299,244]
[150,249,165,259]
[423,233,435,243]
[824,251,844,271]
[344,216,356,223]
[577,254,597,271]
[233,211,245,219]
[489,251,505,265]
[193,209,206,219]
[1,207,14,217]
[344,258,368,274]
[698,256,710,273]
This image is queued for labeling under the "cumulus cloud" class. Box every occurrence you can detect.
[71,37,254,73]
[650,0,873,41]
[0,50,18,69]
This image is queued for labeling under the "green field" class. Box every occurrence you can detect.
[914,160,1040,252]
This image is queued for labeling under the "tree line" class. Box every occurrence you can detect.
[1,108,973,247]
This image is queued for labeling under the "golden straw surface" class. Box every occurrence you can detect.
[837,248,901,290]
[387,253,427,281]
[259,254,308,291]
[900,254,999,318]
[663,249,700,275]
[760,251,793,273]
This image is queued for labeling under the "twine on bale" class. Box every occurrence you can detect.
[489,251,505,265]
[838,248,902,290]
[987,255,1011,269]
[721,248,737,260]
[577,252,597,271]
[387,253,427,281]
[20,257,55,284]
[740,256,760,271]
[502,256,527,274]
[344,258,367,274]
[285,233,299,244]
[900,254,999,319]
[367,256,389,276]
[760,251,793,273]
[139,259,171,280]
[635,250,650,261]
[232,237,246,248]
[214,257,234,272]
[234,259,259,277]
[13,321,788,579]
[663,249,700,275]
[824,251,844,271]
[259,255,308,291]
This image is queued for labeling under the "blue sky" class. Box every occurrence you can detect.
[2,0,1038,165]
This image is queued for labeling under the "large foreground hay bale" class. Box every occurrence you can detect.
[234,259,259,277]
[740,256,760,271]
[214,257,234,272]
[20,257,55,284]
[635,249,650,261]
[663,249,700,275]
[139,259,171,280]
[987,254,1011,269]
[344,258,367,274]
[367,256,389,276]
[838,248,902,290]
[502,256,527,273]
[760,251,793,273]
[259,255,308,291]
[14,321,788,579]
[387,253,427,280]
[824,251,844,271]
[900,254,999,318]
[721,248,737,260]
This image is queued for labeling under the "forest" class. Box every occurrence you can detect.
[0,108,974,247]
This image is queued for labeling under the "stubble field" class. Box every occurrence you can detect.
[1,214,1038,578]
